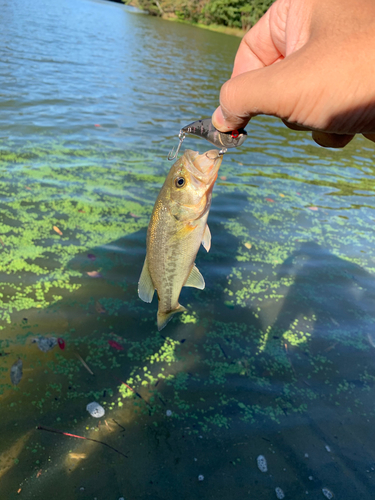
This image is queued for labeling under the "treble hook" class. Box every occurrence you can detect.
[168,131,186,161]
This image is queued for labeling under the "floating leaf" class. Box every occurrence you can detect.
[308,206,318,211]
[256,455,268,472]
[32,336,57,352]
[244,242,252,249]
[57,338,65,350]
[129,213,140,219]
[322,488,334,499]
[53,226,63,235]
[10,359,23,385]
[86,402,105,417]
[279,193,285,197]
[275,487,285,499]
[95,301,106,314]
[220,176,227,181]
[265,198,274,203]
[108,340,124,351]
[86,271,102,278]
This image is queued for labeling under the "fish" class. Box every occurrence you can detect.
[138,149,222,330]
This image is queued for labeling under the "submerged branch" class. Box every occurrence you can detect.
[37,426,128,458]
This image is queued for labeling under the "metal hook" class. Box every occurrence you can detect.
[168,131,186,161]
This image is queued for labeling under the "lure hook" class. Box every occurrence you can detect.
[168,131,186,161]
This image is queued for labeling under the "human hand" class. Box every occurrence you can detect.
[212,0,375,148]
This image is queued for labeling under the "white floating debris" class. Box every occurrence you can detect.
[322,488,334,499]
[86,402,105,418]
[304,453,309,458]
[10,359,23,385]
[325,445,331,453]
[257,455,268,472]
[308,476,313,481]
[275,487,285,499]
[198,475,204,481]
[166,410,172,417]
[33,336,58,352]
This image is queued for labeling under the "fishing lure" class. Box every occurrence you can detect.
[168,118,247,160]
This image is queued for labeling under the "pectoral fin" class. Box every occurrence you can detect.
[184,264,205,290]
[138,256,155,303]
[202,224,211,252]
[157,304,186,331]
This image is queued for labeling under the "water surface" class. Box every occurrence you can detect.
[1,0,375,498]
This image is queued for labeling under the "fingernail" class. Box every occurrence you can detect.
[212,107,227,131]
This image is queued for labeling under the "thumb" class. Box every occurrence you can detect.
[212,55,310,133]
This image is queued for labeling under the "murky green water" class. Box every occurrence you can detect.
[1,0,375,498]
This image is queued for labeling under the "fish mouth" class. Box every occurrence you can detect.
[185,149,223,184]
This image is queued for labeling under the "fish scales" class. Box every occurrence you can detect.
[138,149,222,330]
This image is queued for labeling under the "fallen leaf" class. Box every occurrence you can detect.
[129,213,140,219]
[10,359,23,385]
[53,226,63,235]
[244,242,252,249]
[265,198,275,203]
[308,206,318,211]
[279,193,285,197]
[94,124,101,127]
[57,338,65,350]
[36,469,42,478]
[95,301,106,314]
[220,176,227,181]
[86,271,102,278]
[32,336,57,352]
[108,340,124,351]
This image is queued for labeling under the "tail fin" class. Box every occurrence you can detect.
[157,304,186,331]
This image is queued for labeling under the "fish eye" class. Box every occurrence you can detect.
[175,177,185,188]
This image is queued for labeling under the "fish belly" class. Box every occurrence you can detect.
[148,211,206,315]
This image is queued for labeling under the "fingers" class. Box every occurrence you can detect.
[212,56,305,132]
[363,133,375,144]
[311,131,354,148]
[231,4,283,78]
[285,121,355,149]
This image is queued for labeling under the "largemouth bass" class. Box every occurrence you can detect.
[138,149,223,331]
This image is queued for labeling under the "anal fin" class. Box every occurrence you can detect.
[184,264,205,290]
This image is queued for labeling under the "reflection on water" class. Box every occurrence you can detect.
[1,0,375,498]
